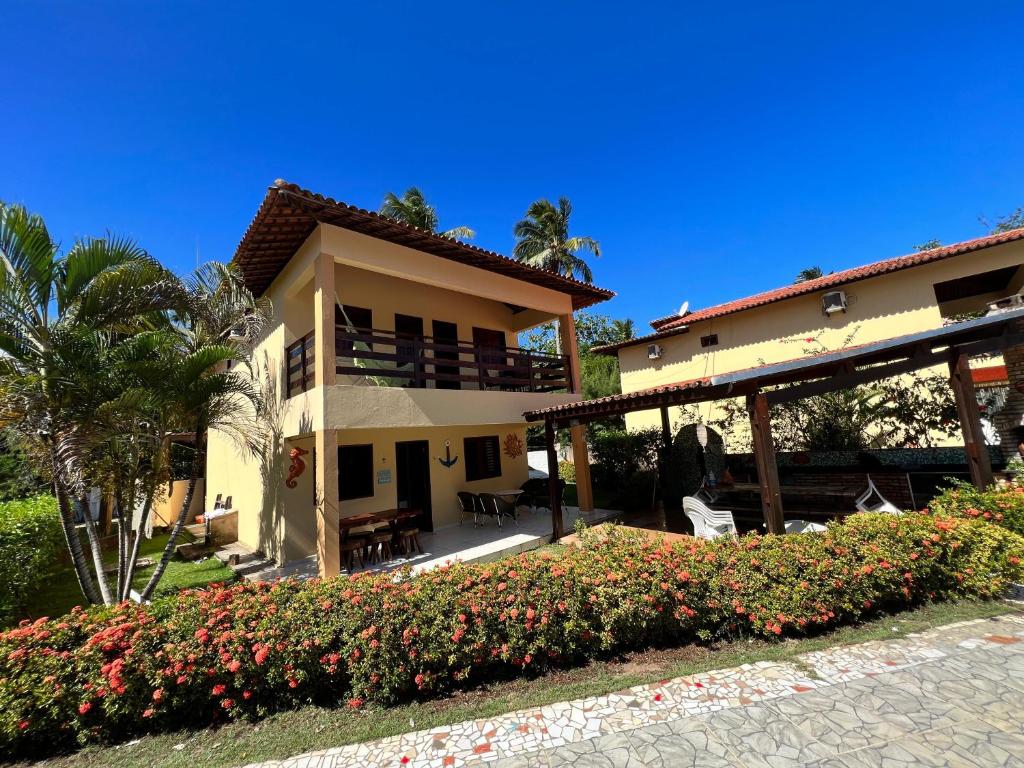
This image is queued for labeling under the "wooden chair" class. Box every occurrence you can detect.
[341,536,366,572]
[855,476,902,514]
[457,491,481,526]
[683,496,738,540]
[478,493,518,528]
[366,525,394,564]
[396,527,423,556]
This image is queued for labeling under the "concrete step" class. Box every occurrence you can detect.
[213,543,261,567]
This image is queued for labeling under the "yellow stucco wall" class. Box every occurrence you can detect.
[336,424,529,529]
[619,240,1024,447]
[206,223,576,563]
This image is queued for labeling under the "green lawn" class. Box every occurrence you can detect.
[17,531,236,624]
[562,482,617,510]
[10,598,1017,768]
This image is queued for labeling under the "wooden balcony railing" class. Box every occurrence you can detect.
[285,331,315,398]
[285,327,572,398]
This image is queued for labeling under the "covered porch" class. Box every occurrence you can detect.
[526,308,1024,537]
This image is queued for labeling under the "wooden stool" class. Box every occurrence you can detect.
[341,537,366,572]
[367,529,394,564]
[396,527,422,555]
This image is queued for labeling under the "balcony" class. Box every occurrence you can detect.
[286,327,571,399]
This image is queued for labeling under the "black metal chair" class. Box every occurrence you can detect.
[457,491,482,526]
[478,493,518,528]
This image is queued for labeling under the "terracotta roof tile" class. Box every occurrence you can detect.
[232,180,615,310]
[649,227,1024,332]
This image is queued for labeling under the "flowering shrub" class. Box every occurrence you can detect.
[0,495,64,625]
[929,480,1024,537]
[1,512,1021,756]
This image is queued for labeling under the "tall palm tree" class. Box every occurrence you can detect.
[379,187,475,240]
[794,266,824,283]
[0,202,181,604]
[512,197,600,283]
[139,262,269,599]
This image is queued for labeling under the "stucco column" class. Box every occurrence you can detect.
[558,312,594,511]
[315,428,340,577]
[995,330,1024,461]
[314,252,339,576]
[314,251,336,388]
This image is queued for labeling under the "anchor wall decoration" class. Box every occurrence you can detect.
[437,440,459,468]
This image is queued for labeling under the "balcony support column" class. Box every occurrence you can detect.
[314,252,339,577]
[559,311,594,512]
[314,251,336,389]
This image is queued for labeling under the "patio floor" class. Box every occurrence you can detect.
[242,505,622,582]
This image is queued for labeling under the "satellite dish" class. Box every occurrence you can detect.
[678,300,689,317]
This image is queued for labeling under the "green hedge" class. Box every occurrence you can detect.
[929,480,1024,537]
[0,495,63,625]
[1,512,1022,757]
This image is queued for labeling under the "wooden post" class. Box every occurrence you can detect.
[315,428,341,578]
[545,419,564,541]
[658,406,673,505]
[949,353,994,491]
[748,392,784,534]
[559,312,594,511]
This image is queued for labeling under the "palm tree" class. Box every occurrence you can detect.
[379,187,475,240]
[512,198,600,283]
[139,262,269,599]
[794,266,824,283]
[0,202,181,604]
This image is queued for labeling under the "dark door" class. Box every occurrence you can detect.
[395,314,424,387]
[432,319,460,390]
[395,440,433,531]
[472,327,507,390]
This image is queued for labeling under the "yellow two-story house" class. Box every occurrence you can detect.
[601,228,1024,451]
[206,181,612,576]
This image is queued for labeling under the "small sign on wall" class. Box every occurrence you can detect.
[377,469,392,485]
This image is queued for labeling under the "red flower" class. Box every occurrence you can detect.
[152,688,164,702]
[78,702,92,716]
[227,660,242,673]
[212,684,226,696]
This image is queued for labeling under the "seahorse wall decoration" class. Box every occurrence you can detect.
[285,446,310,488]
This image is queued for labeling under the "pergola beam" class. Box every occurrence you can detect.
[544,419,564,541]
[949,352,994,490]
[748,392,785,534]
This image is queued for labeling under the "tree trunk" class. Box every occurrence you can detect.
[54,478,103,605]
[122,484,155,601]
[141,418,206,600]
[81,498,113,605]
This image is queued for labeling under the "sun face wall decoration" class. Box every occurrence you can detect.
[503,433,524,459]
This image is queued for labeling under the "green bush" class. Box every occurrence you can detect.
[1,512,1021,757]
[928,480,1024,537]
[0,496,64,624]
[558,460,576,483]
[589,427,661,509]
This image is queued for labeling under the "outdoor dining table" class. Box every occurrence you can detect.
[339,508,419,542]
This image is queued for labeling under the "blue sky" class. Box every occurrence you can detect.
[4,1,1023,329]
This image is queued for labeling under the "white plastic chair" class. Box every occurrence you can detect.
[855,476,902,514]
[683,496,738,540]
[784,519,827,533]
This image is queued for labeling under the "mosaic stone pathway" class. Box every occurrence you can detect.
[243,610,1024,768]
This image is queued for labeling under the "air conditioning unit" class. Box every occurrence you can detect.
[648,343,663,360]
[822,290,848,315]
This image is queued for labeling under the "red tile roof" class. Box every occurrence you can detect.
[232,181,615,309]
[649,227,1024,332]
